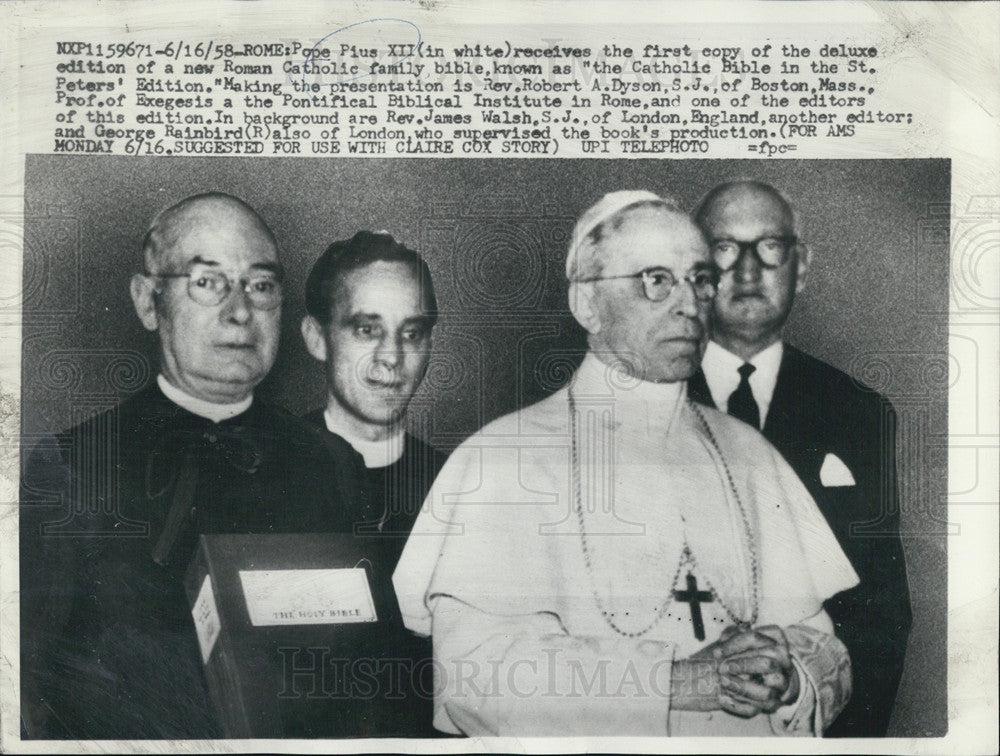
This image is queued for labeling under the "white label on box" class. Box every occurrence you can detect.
[191,575,221,665]
[238,568,378,627]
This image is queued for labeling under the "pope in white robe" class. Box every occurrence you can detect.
[393,191,859,737]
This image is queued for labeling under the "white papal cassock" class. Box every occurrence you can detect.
[394,354,859,736]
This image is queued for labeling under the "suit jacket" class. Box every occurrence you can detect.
[688,343,912,737]
[20,384,362,739]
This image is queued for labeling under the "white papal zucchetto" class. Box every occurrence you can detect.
[565,189,679,280]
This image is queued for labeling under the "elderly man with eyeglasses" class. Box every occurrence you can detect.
[687,181,912,737]
[20,193,361,739]
[393,191,858,737]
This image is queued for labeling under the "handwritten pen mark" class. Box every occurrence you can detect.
[289,18,422,86]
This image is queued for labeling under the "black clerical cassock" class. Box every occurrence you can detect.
[20,383,362,739]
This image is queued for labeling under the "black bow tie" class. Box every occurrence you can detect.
[145,422,263,497]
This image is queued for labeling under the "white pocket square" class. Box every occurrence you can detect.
[820,453,856,487]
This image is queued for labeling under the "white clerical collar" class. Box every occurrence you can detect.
[572,352,686,433]
[323,406,406,469]
[701,340,784,426]
[156,374,253,423]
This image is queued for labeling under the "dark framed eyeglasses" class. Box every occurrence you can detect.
[149,264,284,310]
[574,266,719,302]
[709,236,798,272]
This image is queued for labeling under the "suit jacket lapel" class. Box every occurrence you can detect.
[690,349,802,448]
[762,345,827,491]
[762,347,799,446]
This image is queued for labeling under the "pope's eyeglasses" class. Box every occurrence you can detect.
[574,266,719,303]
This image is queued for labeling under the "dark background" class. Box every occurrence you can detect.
[20,155,949,735]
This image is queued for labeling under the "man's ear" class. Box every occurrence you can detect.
[568,281,602,335]
[301,315,328,363]
[794,243,811,294]
[130,273,159,332]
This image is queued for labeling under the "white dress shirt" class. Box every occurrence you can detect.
[700,340,784,428]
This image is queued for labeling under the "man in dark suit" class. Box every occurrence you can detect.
[686,180,912,737]
[20,193,360,739]
[300,230,447,735]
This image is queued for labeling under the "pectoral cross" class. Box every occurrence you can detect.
[673,572,713,641]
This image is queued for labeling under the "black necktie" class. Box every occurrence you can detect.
[728,363,760,430]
